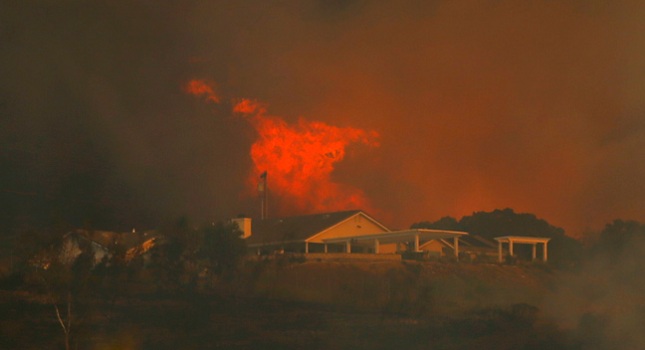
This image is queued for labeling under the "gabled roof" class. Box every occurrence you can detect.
[89,230,122,248]
[70,229,152,250]
[246,210,387,246]
[63,231,110,251]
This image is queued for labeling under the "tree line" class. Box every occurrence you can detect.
[411,208,645,268]
[1,209,644,349]
[3,218,246,350]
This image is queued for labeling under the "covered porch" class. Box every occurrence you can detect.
[494,236,551,263]
[318,229,469,259]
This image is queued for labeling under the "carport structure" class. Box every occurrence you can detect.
[494,236,551,263]
[322,228,469,258]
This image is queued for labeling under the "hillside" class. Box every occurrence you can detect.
[242,258,556,315]
[3,257,643,349]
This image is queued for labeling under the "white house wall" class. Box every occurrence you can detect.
[307,213,389,243]
[419,240,445,256]
[60,236,110,265]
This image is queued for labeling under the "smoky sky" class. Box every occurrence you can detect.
[1,0,644,235]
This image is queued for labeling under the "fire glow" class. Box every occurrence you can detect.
[184,79,220,103]
[185,80,379,215]
[234,98,379,214]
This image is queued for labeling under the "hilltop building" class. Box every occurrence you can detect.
[234,210,469,259]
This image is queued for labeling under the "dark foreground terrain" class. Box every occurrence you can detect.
[1,259,642,349]
[0,292,571,350]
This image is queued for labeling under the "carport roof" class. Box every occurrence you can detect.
[322,228,468,245]
[494,236,551,244]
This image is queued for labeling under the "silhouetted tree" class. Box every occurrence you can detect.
[200,221,246,280]
[148,217,197,294]
[592,220,645,288]
[595,219,645,260]
[411,216,460,230]
[94,239,128,309]
[18,227,96,350]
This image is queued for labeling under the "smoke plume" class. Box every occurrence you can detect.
[1,0,643,234]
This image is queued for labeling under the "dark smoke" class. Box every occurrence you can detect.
[1,1,644,235]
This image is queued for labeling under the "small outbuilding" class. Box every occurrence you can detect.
[494,236,551,262]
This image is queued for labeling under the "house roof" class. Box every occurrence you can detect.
[63,231,110,251]
[459,234,497,248]
[125,237,158,262]
[70,229,153,250]
[246,210,385,246]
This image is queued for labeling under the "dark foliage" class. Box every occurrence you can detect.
[412,208,583,267]
[411,216,460,231]
[595,219,645,260]
[148,217,195,293]
[590,219,645,291]
[200,221,246,278]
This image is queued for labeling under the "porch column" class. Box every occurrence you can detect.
[498,241,503,263]
[414,234,420,252]
[454,236,460,259]
[374,239,380,254]
[324,243,328,253]
[543,242,548,262]
[346,240,351,253]
[305,241,309,254]
[532,244,537,261]
[509,240,514,257]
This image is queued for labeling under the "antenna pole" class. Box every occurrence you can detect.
[263,173,268,219]
[259,171,268,220]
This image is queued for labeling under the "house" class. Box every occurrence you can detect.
[30,230,113,269]
[236,210,468,258]
[80,229,162,265]
[61,231,112,265]
[34,229,156,268]
[72,229,160,263]
[239,210,390,254]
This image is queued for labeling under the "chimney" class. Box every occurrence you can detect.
[232,217,252,239]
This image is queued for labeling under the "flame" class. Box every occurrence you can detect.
[184,79,220,103]
[183,79,379,215]
[234,98,379,214]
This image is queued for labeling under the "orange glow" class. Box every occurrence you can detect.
[232,98,262,114]
[184,79,220,103]
[233,98,379,215]
[184,80,379,215]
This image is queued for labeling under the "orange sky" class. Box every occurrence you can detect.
[1,1,643,235]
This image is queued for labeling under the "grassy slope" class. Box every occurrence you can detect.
[2,259,618,349]
[242,259,556,315]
